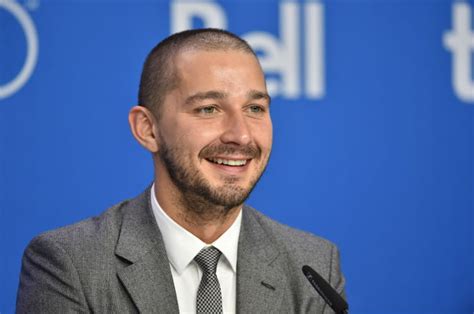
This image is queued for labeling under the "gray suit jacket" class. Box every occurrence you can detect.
[16,188,345,313]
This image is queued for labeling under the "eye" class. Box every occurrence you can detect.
[196,106,218,115]
[248,105,266,114]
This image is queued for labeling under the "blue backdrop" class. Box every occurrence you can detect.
[1,0,473,313]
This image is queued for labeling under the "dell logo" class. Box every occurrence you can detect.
[171,0,325,100]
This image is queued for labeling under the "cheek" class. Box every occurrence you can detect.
[173,123,221,156]
[253,120,273,150]
[160,115,215,144]
[183,118,223,140]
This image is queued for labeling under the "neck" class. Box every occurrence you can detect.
[154,180,241,244]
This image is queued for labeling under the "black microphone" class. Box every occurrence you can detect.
[302,265,348,314]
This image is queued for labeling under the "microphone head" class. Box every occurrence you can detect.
[302,265,348,314]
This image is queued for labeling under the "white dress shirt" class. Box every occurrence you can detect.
[150,184,242,314]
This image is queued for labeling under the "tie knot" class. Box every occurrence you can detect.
[194,246,221,274]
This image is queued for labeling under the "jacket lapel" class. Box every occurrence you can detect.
[236,206,286,313]
[115,188,179,313]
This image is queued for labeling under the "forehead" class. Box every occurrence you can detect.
[172,49,266,95]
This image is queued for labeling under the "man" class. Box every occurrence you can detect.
[17,29,345,313]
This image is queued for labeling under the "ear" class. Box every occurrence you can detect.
[128,106,159,153]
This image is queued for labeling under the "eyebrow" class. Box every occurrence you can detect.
[184,91,227,106]
[184,89,271,106]
[247,90,271,105]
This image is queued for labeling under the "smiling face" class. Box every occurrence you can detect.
[154,49,272,214]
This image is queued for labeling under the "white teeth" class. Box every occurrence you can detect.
[209,158,247,166]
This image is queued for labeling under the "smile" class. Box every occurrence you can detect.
[207,157,248,167]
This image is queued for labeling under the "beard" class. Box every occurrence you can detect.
[158,136,268,220]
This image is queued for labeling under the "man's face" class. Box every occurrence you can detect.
[155,49,272,210]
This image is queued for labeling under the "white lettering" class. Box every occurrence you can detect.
[243,2,299,98]
[243,31,282,96]
[305,1,324,98]
[171,1,227,33]
[443,2,474,104]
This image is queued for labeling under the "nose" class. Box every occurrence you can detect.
[220,112,251,145]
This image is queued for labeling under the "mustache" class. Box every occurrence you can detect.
[199,143,261,160]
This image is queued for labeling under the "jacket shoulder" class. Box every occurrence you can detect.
[244,205,337,254]
[30,198,129,252]
[16,194,146,313]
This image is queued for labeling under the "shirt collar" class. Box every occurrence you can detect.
[150,184,242,274]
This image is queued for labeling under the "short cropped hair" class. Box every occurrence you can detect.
[138,28,257,119]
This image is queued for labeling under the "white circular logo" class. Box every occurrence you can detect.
[0,0,39,100]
